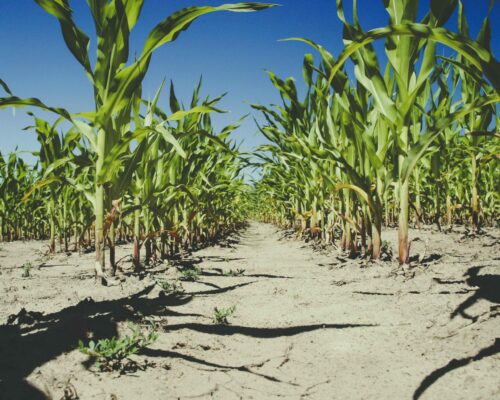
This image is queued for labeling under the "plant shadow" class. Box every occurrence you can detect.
[413,338,500,399]
[0,276,377,399]
[434,266,500,321]
[413,266,500,398]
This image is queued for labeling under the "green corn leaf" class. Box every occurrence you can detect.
[0,96,73,121]
[35,0,93,81]
[0,79,12,95]
[326,23,500,93]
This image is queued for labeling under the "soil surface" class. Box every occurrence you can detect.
[0,222,499,400]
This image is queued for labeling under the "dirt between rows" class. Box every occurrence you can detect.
[0,222,499,399]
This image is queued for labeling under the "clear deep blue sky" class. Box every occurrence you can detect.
[1,0,498,160]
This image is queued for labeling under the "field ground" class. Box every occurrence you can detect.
[0,222,499,400]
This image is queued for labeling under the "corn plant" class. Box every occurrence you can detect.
[0,0,275,283]
[251,0,498,264]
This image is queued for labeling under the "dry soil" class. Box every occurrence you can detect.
[0,222,499,399]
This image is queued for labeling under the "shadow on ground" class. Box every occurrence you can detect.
[434,266,500,321]
[413,338,500,399]
[413,266,500,399]
[0,280,376,399]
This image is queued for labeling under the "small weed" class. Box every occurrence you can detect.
[78,323,158,373]
[181,267,201,281]
[381,240,393,261]
[154,278,184,295]
[21,262,33,278]
[224,268,245,277]
[213,305,236,325]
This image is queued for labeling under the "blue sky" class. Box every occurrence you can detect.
[0,0,498,162]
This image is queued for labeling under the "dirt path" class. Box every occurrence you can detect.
[1,222,499,399]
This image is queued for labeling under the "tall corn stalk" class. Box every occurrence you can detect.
[0,0,275,282]
[288,0,499,264]
[251,0,498,264]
